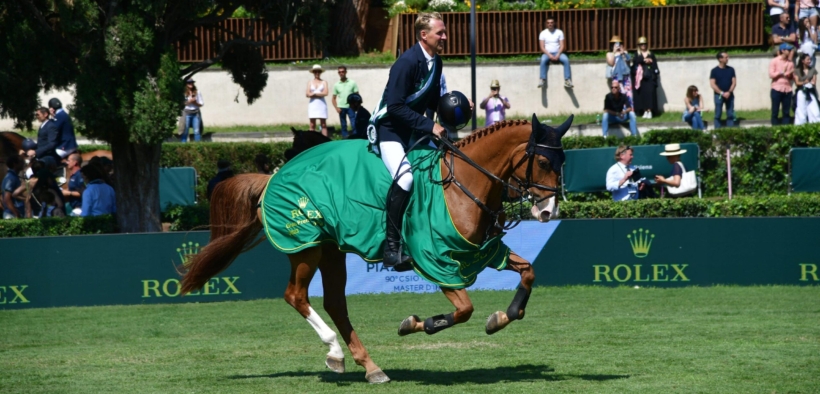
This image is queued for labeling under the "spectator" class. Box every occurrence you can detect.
[332,66,359,138]
[307,64,329,137]
[606,35,633,107]
[632,36,660,119]
[33,106,59,169]
[794,53,820,124]
[181,78,204,142]
[31,168,66,218]
[654,144,693,196]
[797,0,817,28]
[80,164,116,217]
[2,156,25,219]
[683,85,707,130]
[255,154,272,175]
[798,17,817,67]
[207,159,234,200]
[606,145,643,201]
[87,156,115,189]
[479,80,510,127]
[773,13,798,60]
[769,0,788,25]
[346,93,371,139]
[62,153,84,214]
[602,80,638,137]
[770,44,795,125]
[538,16,573,89]
[709,52,737,128]
[47,98,78,159]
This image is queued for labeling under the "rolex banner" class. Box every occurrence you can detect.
[1,218,818,310]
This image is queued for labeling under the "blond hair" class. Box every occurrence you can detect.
[415,12,443,41]
[614,145,632,161]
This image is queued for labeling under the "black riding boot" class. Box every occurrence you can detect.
[383,184,412,268]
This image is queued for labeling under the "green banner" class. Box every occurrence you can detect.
[563,143,699,193]
[0,232,291,310]
[790,148,820,193]
[159,167,197,211]
[533,218,820,287]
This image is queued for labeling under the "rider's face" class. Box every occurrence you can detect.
[422,19,447,55]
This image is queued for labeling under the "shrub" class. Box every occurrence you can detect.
[0,215,117,237]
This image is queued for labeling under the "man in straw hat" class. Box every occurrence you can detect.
[479,80,510,126]
[368,12,468,268]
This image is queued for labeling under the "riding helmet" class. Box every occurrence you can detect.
[22,139,37,152]
[347,93,363,104]
[437,91,471,130]
[48,98,62,110]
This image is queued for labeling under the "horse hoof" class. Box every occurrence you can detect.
[485,311,505,335]
[398,315,421,336]
[325,356,345,373]
[365,368,391,384]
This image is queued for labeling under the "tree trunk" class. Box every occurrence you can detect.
[110,136,162,233]
[328,0,370,56]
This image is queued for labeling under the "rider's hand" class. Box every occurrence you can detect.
[468,99,474,111]
[432,123,446,138]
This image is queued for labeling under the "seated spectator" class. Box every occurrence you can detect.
[2,156,25,219]
[772,13,797,60]
[768,0,787,26]
[606,145,644,201]
[538,16,573,89]
[769,44,795,125]
[207,159,234,200]
[602,80,638,137]
[346,93,371,140]
[255,154,272,175]
[80,164,116,217]
[87,156,115,188]
[794,53,820,124]
[654,144,695,197]
[480,80,511,127]
[62,153,84,215]
[682,85,707,130]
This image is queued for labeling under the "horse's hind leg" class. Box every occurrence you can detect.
[284,247,345,375]
[486,251,535,335]
[318,243,389,384]
[398,288,473,336]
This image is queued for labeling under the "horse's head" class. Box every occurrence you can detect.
[285,128,333,161]
[510,114,572,223]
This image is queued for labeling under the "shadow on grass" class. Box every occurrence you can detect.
[228,364,629,385]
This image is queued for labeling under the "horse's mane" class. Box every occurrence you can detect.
[453,119,530,149]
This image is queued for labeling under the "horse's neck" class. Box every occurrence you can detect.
[443,124,529,244]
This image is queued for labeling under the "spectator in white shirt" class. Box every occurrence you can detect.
[606,145,643,201]
[538,17,573,89]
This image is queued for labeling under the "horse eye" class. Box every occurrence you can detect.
[537,160,550,171]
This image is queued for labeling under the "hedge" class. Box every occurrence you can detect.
[0,215,117,238]
[82,124,820,202]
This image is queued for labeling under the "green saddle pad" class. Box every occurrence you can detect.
[261,139,510,289]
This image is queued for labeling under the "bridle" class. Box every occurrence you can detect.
[432,125,564,244]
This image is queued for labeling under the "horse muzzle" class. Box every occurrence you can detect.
[530,196,558,223]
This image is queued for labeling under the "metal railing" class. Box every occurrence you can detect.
[396,4,764,56]
[176,18,322,63]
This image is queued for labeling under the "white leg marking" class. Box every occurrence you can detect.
[306,306,344,359]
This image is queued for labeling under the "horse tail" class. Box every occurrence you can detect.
[180,174,270,294]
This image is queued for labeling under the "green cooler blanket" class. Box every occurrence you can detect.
[261,139,510,289]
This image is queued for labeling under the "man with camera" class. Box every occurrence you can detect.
[479,80,510,126]
[606,145,645,201]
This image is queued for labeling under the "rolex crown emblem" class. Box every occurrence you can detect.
[627,228,655,258]
[177,241,201,267]
[298,196,309,209]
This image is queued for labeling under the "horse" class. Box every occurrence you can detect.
[178,114,572,384]
[284,127,332,161]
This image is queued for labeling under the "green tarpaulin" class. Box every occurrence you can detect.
[261,140,509,289]
[159,167,197,212]
[790,148,820,193]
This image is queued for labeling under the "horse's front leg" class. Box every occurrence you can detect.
[397,288,473,336]
[486,251,534,335]
[318,244,389,384]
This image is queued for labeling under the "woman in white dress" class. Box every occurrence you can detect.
[306,64,329,136]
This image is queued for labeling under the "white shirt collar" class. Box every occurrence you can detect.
[419,42,435,69]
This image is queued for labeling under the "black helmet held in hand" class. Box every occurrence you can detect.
[437,91,471,131]
[347,93,363,105]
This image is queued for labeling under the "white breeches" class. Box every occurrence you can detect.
[795,90,820,125]
[379,141,414,191]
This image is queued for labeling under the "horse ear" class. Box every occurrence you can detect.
[555,115,574,137]
[531,113,539,125]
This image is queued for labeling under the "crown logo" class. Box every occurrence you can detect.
[627,228,655,258]
[176,241,201,267]
[298,196,309,209]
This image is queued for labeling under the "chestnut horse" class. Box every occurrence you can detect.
[179,115,572,384]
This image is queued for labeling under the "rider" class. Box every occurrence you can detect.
[368,12,448,267]
[47,98,79,161]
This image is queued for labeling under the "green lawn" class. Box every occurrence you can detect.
[1,286,817,393]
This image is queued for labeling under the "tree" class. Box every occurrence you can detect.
[328,0,370,56]
[0,0,329,232]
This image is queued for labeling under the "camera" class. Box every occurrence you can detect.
[629,168,642,182]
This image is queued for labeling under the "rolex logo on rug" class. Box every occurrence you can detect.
[627,228,654,258]
[298,196,309,209]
